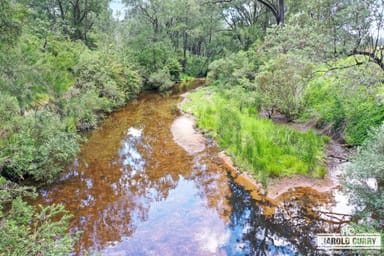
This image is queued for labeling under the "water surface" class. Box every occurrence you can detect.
[36,85,346,255]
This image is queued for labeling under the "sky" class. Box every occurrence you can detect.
[109,0,128,20]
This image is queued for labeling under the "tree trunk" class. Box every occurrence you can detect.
[278,0,284,25]
[182,31,188,72]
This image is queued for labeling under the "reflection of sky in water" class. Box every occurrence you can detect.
[223,209,296,256]
[102,177,231,255]
[119,127,146,175]
[33,91,343,256]
[101,174,302,256]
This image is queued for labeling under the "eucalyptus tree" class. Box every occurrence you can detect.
[0,0,25,47]
[215,0,271,50]
[122,0,224,76]
[23,0,110,46]
[213,0,284,25]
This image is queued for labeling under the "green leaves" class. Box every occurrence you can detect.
[0,0,26,47]
[0,197,76,256]
[303,58,384,145]
[256,53,314,119]
[0,111,81,183]
[74,49,142,108]
[344,123,384,230]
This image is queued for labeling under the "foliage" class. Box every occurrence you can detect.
[207,48,261,88]
[0,178,76,256]
[256,53,314,119]
[184,87,326,184]
[0,0,26,47]
[302,57,384,145]
[0,110,81,183]
[260,20,332,63]
[0,0,384,253]
[343,123,384,231]
[147,69,174,91]
[74,49,142,109]
[121,0,227,79]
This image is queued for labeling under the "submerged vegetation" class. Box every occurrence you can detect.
[184,87,326,184]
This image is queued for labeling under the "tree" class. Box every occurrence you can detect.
[122,0,225,77]
[256,53,313,120]
[214,0,285,25]
[24,0,109,46]
[343,124,384,230]
[0,0,25,46]
[258,0,284,25]
[287,0,384,70]
[342,0,384,70]
[216,0,269,50]
[0,178,76,255]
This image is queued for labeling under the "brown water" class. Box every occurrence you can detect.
[35,84,348,255]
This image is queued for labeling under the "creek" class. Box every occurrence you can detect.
[35,81,348,255]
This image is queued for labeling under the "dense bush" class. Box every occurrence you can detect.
[207,49,261,87]
[184,87,326,184]
[343,124,384,230]
[147,69,174,91]
[74,50,142,109]
[0,110,80,183]
[0,177,76,255]
[61,89,109,131]
[256,53,314,119]
[302,58,384,145]
[185,55,208,77]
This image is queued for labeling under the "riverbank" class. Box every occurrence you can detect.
[173,86,349,202]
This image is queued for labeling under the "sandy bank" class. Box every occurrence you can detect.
[173,88,348,203]
[171,115,206,155]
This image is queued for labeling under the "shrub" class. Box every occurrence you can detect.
[61,89,109,130]
[166,57,182,81]
[0,111,80,183]
[302,59,384,145]
[343,123,384,230]
[207,49,261,87]
[0,93,20,124]
[147,69,174,91]
[0,179,76,256]
[185,55,207,77]
[74,50,142,108]
[256,53,314,120]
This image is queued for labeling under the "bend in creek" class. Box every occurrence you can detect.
[35,86,349,255]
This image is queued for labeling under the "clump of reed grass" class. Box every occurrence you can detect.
[184,86,327,184]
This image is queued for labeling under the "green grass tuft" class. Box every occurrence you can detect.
[184,86,327,184]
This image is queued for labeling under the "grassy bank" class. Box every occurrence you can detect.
[184,86,327,184]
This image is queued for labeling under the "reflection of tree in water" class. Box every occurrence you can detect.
[75,126,191,253]
[34,89,349,256]
[225,177,340,256]
[36,92,200,254]
[186,147,233,223]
